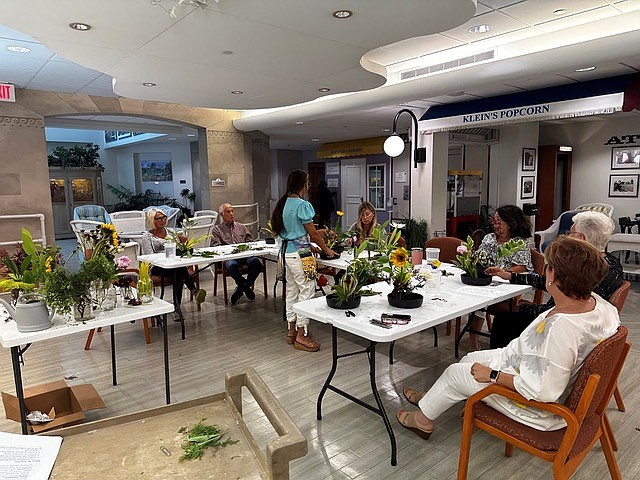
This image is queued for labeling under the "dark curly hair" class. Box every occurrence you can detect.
[496,205,532,239]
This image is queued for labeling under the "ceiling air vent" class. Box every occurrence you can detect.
[400,50,495,81]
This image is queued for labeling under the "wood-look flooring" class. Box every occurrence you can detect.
[1,269,638,479]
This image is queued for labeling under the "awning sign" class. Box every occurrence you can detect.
[0,83,16,102]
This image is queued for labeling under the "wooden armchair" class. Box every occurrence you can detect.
[457,326,630,480]
[606,281,631,412]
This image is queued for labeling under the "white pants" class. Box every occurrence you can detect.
[284,252,316,329]
[418,349,501,420]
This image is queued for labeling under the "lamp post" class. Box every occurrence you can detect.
[383,109,426,168]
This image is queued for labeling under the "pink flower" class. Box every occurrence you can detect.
[456,245,468,255]
[115,256,131,270]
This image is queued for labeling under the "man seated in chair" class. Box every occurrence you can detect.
[211,203,262,304]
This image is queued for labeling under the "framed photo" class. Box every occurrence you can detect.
[141,160,173,182]
[522,148,536,171]
[520,175,535,199]
[611,147,640,169]
[608,174,639,197]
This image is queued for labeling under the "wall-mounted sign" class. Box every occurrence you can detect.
[0,83,16,102]
[604,134,640,145]
[211,177,226,187]
[394,171,407,183]
[326,178,339,188]
[325,163,340,175]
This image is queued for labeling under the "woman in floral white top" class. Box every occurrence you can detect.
[397,236,619,438]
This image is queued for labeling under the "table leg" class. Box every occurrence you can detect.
[368,341,397,466]
[317,326,338,420]
[110,325,117,386]
[161,313,171,404]
[455,314,473,358]
[11,346,28,435]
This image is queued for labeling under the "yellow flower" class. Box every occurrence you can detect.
[336,210,344,217]
[101,223,116,232]
[45,256,53,273]
[536,320,546,334]
[112,232,119,247]
[390,247,409,267]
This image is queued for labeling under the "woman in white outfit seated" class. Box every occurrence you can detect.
[397,236,620,439]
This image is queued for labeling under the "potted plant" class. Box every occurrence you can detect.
[260,220,277,244]
[326,273,361,309]
[453,236,527,285]
[320,210,350,258]
[386,247,425,308]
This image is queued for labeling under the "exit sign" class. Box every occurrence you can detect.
[0,84,16,102]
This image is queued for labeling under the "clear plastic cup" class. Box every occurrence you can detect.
[165,241,177,258]
[425,247,440,261]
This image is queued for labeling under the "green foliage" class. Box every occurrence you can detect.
[0,229,61,293]
[179,419,238,461]
[105,184,134,203]
[452,236,487,278]
[260,220,276,238]
[47,143,104,171]
[403,217,429,249]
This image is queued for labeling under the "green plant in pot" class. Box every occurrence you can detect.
[453,236,526,286]
[386,247,425,308]
[326,273,361,309]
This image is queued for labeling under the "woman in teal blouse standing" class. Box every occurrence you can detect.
[271,170,336,352]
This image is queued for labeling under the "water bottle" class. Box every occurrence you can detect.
[103,285,117,311]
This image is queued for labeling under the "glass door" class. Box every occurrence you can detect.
[367,164,385,210]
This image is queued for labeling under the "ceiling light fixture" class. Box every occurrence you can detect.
[142,82,157,87]
[311,138,320,142]
[6,46,31,53]
[68,22,92,31]
[575,66,596,72]
[383,109,426,169]
[332,10,353,19]
[318,88,331,92]
[559,145,573,152]
[553,8,567,15]
[468,24,493,34]
[231,90,243,94]
[295,121,304,125]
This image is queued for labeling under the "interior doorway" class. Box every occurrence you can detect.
[307,162,325,222]
[536,145,572,230]
[341,158,367,227]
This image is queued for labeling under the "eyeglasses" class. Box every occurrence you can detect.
[154,216,167,221]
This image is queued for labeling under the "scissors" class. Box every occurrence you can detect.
[345,310,356,317]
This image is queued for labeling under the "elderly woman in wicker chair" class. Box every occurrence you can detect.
[397,236,619,440]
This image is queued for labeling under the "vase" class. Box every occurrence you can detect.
[387,292,424,309]
[74,297,94,321]
[460,273,492,286]
[326,293,361,310]
[137,278,154,304]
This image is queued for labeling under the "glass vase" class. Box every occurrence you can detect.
[137,278,154,304]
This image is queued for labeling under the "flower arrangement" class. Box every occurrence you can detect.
[0,228,62,296]
[453,236,527,278]
[78,223,122,260]
[167,229,211,257]
[322,210,352,250]
[115,256,132,271]
[386,247,425,299]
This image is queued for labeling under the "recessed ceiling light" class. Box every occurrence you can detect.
[231,90,243,94]
[311,138,320,142]
[222,50,233,55]
[68,22,92,31]
[381,128,390,132]
[468,24,493,34]
[575,66,596,72]
[295,121,304,125]
[6,45,30,53]
[318,87,331,92]
[142,82,156,87]
[553,8,567,15]
[332,10,353,19]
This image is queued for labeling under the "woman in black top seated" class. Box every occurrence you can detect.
[485,210,623,348]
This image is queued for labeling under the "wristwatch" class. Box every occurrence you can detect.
[489,370,500,383]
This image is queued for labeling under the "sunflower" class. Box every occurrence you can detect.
[390,247,409,267]
[336,210,344,217]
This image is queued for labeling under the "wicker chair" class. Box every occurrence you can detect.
[457,326,630,480]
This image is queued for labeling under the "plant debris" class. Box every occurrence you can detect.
[178,419,238,461]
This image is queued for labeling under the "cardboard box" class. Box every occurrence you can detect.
[2,380,105,433]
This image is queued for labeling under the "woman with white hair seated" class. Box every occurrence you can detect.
[485,210,623,348]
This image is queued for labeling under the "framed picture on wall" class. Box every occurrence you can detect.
[520,175,535,199]
[141,160,173,182]
[608,174,639,197]
[522,148,536,171]
[611,146,640,169]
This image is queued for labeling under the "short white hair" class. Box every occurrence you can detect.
[219,203,232,213]
[572,211,614,251]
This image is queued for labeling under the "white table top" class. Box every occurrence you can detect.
[138,242,279,268]
[292,269,532,343]
[0,298,174,348]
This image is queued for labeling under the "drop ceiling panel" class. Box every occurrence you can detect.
[0,67,36,84]
[504,73,577,90]
[0,54,50,70]
[502,0,612,25]
[534,5,619,33]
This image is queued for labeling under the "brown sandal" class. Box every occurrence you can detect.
[294,335,320,352]
[396,409,432,441]
[403,387,426,407]
[286,331,296,345]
